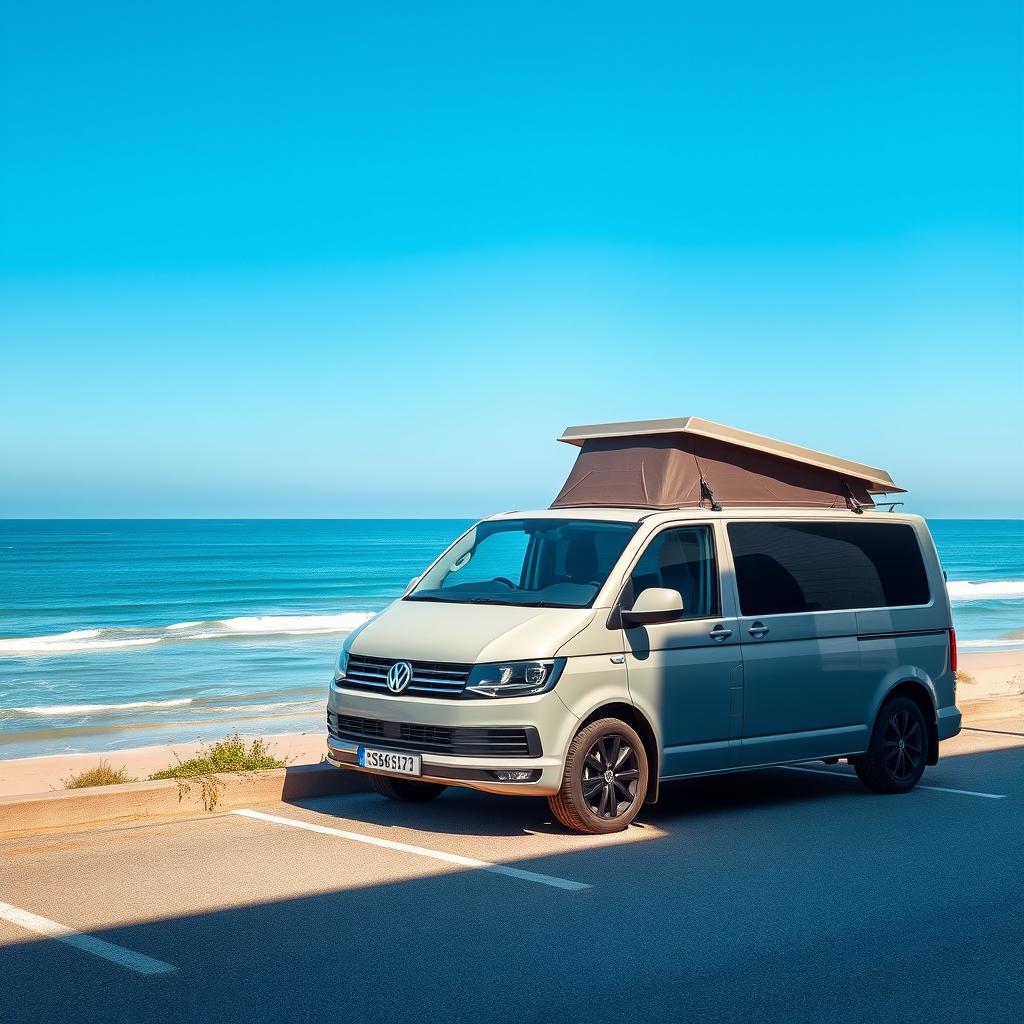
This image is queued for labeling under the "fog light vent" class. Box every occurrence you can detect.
[491,770,540,783]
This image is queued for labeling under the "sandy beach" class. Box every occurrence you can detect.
[1,650,1021,800]
[954,648,1024,699]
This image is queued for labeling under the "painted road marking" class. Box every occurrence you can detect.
[232,808,592,891]
[0,902,176,975]
[780,765,1008,800]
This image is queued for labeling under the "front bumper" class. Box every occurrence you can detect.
[326,682,568,796]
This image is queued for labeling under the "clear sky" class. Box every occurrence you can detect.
[1,1,1022,518]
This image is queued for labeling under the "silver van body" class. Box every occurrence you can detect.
[327,507,960,827]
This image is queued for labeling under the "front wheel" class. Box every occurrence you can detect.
[367,774,447,802]
[854,696,929,793]
[548,718,649,834]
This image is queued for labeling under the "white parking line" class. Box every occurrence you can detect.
[780,765,1008,800]
[232,808,592,891]
[0,902,176,975]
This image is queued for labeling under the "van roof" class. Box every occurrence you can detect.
[490,506,923,525]
[552,417,903,511]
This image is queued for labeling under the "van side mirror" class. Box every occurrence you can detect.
[621,587,684,627]
[405,576,420,593]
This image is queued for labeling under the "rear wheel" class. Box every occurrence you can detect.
[854,695,929,794]
[548,718,649,834]
[367,774,447,802]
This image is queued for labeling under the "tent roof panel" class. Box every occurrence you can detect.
[557,416,903,493]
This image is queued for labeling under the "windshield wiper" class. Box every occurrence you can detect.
[409,595,562,607]
[516,600,579,608]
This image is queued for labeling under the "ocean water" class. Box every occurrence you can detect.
[1,518,1021,759]
[0,520,470,760]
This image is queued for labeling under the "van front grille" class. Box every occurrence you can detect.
[342,655,471,697]
[327,712,540,758]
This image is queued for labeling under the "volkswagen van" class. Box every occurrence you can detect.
[327,419,961,833]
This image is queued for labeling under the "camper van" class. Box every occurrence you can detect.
[327,418,961,833]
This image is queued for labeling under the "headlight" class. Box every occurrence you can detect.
[335,648,349,679]
[464,658,565,698]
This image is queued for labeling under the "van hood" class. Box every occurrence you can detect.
[347,599,596,664]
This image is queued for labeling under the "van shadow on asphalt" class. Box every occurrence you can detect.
[292,738,1021,839]
[3,741,1022,1024]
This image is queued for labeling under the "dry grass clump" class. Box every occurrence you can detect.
[63,761,138,789]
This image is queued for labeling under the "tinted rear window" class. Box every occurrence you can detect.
[728,521,931,615]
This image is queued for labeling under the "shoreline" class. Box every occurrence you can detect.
[1,651,1021,799]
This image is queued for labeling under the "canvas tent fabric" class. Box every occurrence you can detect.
[550,418,902,511]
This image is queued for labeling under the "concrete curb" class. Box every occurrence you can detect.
[0,762,369,838]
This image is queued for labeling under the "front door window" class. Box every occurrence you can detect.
[625,526,718,619]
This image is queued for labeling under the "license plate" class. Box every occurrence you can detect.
[358,746,422,776]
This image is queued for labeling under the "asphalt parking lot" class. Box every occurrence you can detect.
[2,726,1022,1024]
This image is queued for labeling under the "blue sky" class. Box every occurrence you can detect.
[1,1,1022,518]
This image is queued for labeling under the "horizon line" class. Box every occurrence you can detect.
[2,516,1022,523]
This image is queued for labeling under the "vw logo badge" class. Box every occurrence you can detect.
[386,661,413,693]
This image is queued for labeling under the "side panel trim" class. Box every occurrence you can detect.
[857,629,947,641]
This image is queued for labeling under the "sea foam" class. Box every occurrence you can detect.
[0,611,374,656]
[958,638,1024,649]
[3,698,194,717]
[946,580,1024,601]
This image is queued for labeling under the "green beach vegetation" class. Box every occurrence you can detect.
[149,733,287,811]
[149,733,285,780]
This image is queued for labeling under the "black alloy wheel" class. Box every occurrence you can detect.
[854,695,929,794]
[549,717,649,834]
[883,707,925,783]
[581,733,641,820]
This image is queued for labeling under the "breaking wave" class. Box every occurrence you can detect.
[958,638,1024,649]
[5,698,194,716]
[0,695,325,720]
[0,612,374,656]
[946,580,1024,602]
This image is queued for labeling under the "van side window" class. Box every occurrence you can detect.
[626,526,718,618]
[728,522,931,615]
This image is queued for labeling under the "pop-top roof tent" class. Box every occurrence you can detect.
[551,417,904,511]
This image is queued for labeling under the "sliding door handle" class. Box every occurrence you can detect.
[748,621,769,639]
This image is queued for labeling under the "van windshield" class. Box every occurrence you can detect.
[406,518,637,608]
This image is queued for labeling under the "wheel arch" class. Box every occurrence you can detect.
[879,679,940,766]
[578,702,661,803]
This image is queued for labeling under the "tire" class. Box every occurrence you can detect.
[854,695,929,794]
[367,774,447,802]
[548,718,649,834]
